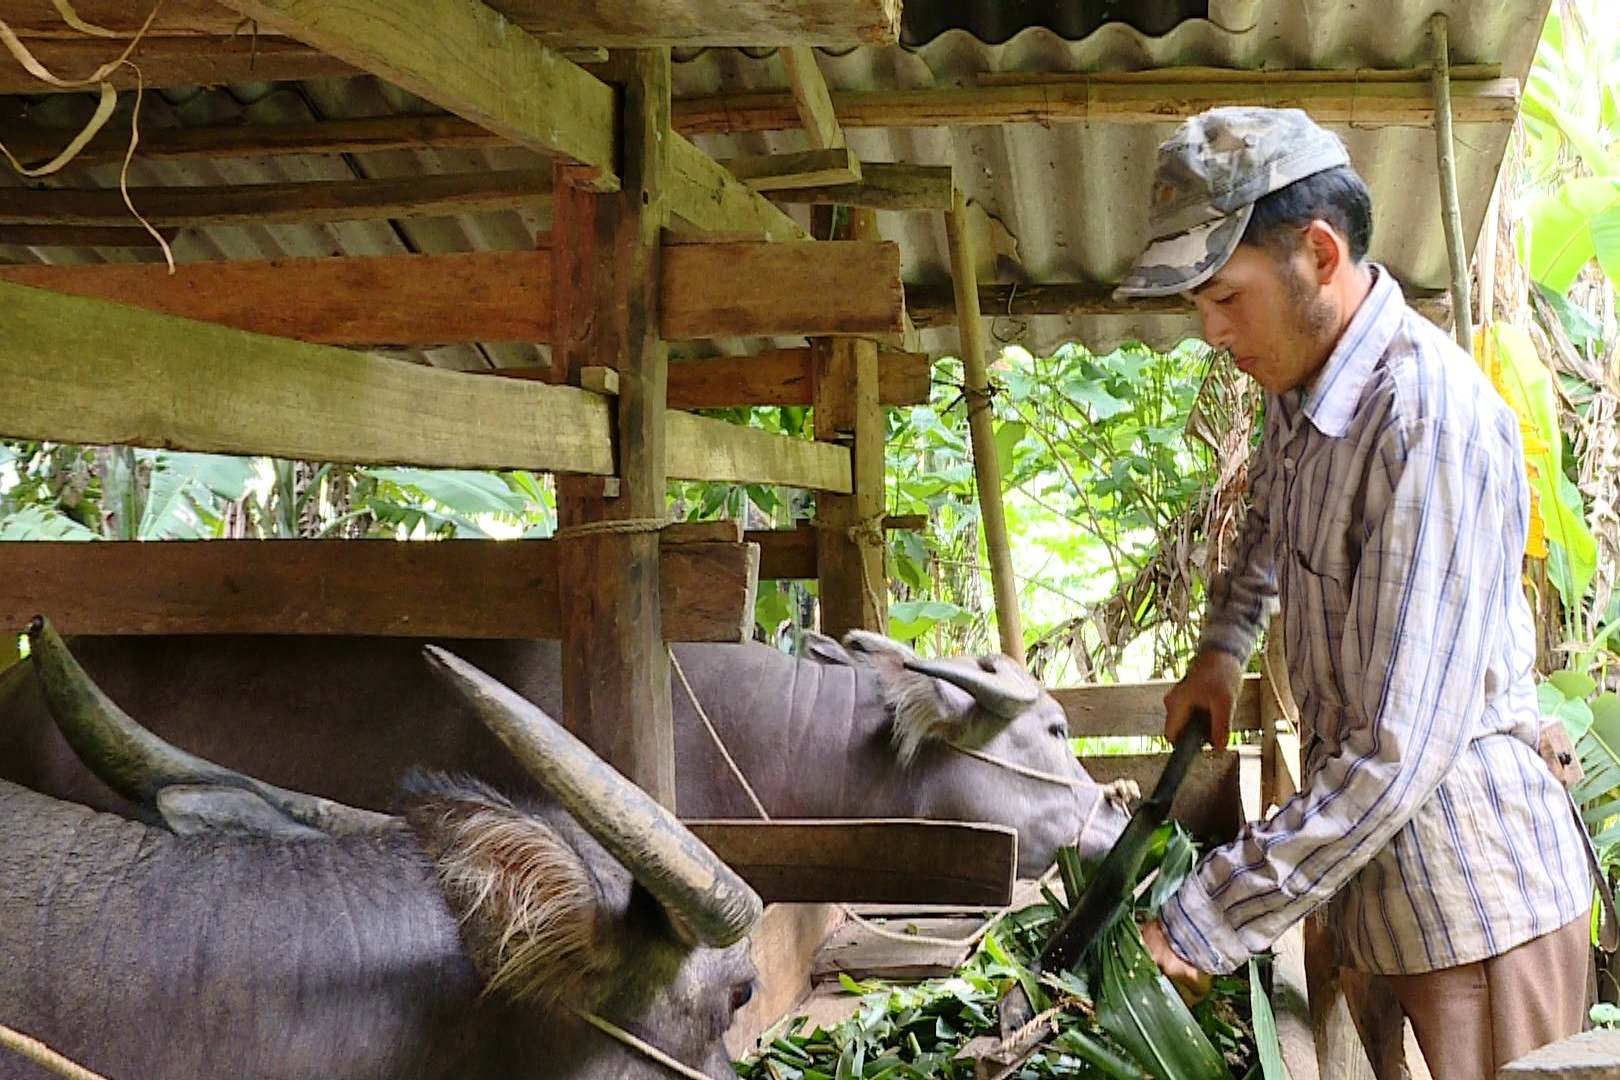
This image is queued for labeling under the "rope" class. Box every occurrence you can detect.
[552,517,671,540]
[811,512,890,626]
[0,1024,113,1080]
[668,657,1130,951]
[669,648,769,820]
[579,1012,713,1080]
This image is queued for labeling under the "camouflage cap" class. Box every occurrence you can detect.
[1114,107,1351,298]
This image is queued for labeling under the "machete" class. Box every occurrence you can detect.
[1036,706,1212,974]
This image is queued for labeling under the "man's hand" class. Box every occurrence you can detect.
[1164,649,1243,748]
[1141,919,1214,1006]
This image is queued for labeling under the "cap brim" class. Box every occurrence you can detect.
[1112,204,1253,300]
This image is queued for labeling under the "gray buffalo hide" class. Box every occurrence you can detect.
[0,775,756,1080]
[0,634,1128,875]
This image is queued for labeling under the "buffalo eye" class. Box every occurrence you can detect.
[1048,721,1069,740]
[730,981,755,1012]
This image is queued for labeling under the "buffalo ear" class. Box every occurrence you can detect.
[156,785,329,839]
[402,780,617,1009]
[799,631,856,667]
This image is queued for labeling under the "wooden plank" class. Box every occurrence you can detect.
[770,163,954,212]
[0,0,903,47]
[0,116,511,172]
[0,35,355,94]
[907,279,1453,330]
[668,348,930,409]
[0,538,757,641]
[216,0,618,188]
[1053,674,1263,739]
[813,917,983,981]
[671,75,1524,134]
[487,0,899,48]
[0,278,615,473]
[722,148,860,192]
[1500,1030,1620,1078]
[666,132,810,241]
[1081,750,1242,843]
[0,226,175,248]
[752,528,819,581]
[687,820,1017,906]
[551,49,673,801]
[667,412,852,492]
[781,45,845,150]
[0,242,903,343]
[0,172,556,228]
[666,242,901,337]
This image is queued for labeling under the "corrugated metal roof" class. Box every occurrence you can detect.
[0,0,1551,361]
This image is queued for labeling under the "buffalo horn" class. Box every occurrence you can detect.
[901,656,1041,720]
[424,645,763,948]
[25,616,393,836]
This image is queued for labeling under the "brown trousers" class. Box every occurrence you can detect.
[1366,913,1592,1080]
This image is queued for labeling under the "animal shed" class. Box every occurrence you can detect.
[0,0,1554,1074]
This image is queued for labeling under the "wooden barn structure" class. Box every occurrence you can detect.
[0,0,1557,1074]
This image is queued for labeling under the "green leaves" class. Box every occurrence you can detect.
[1527,177,1620,292]
[1096,922,1228,1080]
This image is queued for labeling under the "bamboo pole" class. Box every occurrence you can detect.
[944,188,1024,662]
[1429,13,1474,353]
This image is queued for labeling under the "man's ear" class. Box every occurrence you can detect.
[1301,218,1345,285]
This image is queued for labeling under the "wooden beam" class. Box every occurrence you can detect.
[666,132,810,241]
[748,518,921,580]
[722,148,861,192]
[551,49,672,801]
[0,171,555,228]
[905,279,1453,328]
[0,36,355,94]
[1051,674,1264,739]
[0,242,903,343]
[0,116,511,172]
[0,278,615,473]
[216,0,618,188]
[0,0,903,50]
[667,412,851,491]
[687,820,1016,906]
[781,45,845,150]
[1,538,758,641]
[770,163,954,212]
[671,74,1523,134]
[812,204,888,637]
[667,348,930,409]
[0,226,175,248]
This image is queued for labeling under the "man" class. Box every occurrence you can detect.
[1114,106,1595,1079]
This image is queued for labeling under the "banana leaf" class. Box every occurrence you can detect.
[1095,917,1228,1080]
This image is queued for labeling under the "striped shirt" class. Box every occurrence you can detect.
[1160,266,1591,976]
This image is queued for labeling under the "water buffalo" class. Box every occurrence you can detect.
[0,631,1130,877]
[1,618,762,1080]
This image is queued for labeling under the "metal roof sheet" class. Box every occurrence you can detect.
[0,0,1551,362]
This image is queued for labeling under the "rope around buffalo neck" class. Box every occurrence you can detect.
[0,1023,112,1080]
[580,1011,714,1080]
[671,650,1039,952]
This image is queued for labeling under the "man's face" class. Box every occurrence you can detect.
[1188,240,1337,395]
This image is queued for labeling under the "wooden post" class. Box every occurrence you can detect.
[812,205,888,638]
[1429,13,1474,354]
[552,50,675,806]
[944,188,1023,662]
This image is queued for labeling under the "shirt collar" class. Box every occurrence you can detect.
[1299,264,1404,438]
